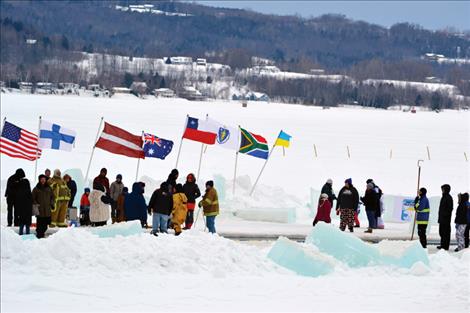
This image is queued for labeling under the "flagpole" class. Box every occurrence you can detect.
[250,130,282,197]
[84,117,104,186]
[196,143,204,181]
[34,116,42,183]
[135,131,144,182]
[175,114,188,169]
[233,152,239,195]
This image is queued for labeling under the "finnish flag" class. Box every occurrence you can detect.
[38,120,76,151]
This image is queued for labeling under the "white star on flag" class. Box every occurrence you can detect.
[148,148,154,155]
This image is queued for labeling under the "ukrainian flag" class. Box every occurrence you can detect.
[274,130,292,148]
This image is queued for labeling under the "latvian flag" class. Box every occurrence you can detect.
[182,116,218,145]
[95,122,144,159]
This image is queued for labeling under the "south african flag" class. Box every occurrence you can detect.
[239,127,269,159]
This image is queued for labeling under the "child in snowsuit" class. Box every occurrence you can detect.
[172,184,188,236]
[313,193,332,226]
[80,188,91,226]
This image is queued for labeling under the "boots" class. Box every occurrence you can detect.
[364,228,373,233]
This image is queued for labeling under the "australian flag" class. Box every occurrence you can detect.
[143,133,174,159]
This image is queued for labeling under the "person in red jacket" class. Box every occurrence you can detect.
[79,188,91,226]
[93,168,110,195]
[313,193,332,226]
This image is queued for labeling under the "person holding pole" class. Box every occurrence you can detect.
[198,181,219,234]
[183,173,201,230]
[414,187,430,248]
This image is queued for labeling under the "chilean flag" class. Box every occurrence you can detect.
[182,116,217,145]
[95,122,145,159]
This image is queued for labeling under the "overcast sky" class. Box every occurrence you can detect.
[194,1,470,31]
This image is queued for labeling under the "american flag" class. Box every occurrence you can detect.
[0,121,42,161]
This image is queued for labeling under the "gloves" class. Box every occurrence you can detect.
[198,201,203,208]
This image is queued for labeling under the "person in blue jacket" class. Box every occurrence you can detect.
[124,182,148,228]
[414,187,431,248]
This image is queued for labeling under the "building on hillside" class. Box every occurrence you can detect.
[26,39,37,45]
[154,88,175,98]
[423,53,445,61]
[58,83,80,95]
[170,56,193,65]
[310,69,325,75]
[87,84,101,91]
[232,91,269,102]
[112,87,131,94]
[196,58,207,66]
[18,82,33,92]
[36,82,56,94]
[424,76,442,83]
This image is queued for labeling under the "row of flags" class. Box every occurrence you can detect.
[0,115,291,162]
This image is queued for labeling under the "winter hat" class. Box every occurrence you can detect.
[54,169,61,177]
[321,193,328,199]
[175,183,184,193]
[15,168,26,179]
[116,174,122,180]
[326,179,333,184]
[84,187,90,193]
[366,179,374,184]
[171,169,179,176]
[441,184,451,194]
[206,180,214,188]
[367,183,374,190]
[345,178,352,185]
[122,187,129,193]
[419,187,427,196]
[187,173,196,182]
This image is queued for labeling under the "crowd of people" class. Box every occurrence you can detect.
[312,178,470,251]
[4,167,219,238]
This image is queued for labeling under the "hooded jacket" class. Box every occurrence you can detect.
[124,183,147,222]
[15,177,33,225]
[455,193,469,225]
[148,183,173,215]
[438,184,453,224]
[183,174,201,205]
[5,169,25,201]
[200,187,219,217]
[361,188,379,212]
[415,189,430,225]
[89,184,111,223]
[337,185,359,211]
[32,181,54,217]
[320,182,337,204]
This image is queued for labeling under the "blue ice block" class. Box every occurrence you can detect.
[305,223,429,268]
[20,234,38,240]
[90,221,144,238]
[267,237,334,277]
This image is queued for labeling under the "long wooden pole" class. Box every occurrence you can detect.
[175,114,188,169]
[84,117,104,185]
[411,159,424,240]
[34,116,42,183]
[135,131,144,182]
[250,144,276,196]
[233,152,239,195]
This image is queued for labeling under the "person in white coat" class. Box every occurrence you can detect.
[89,183,113,227]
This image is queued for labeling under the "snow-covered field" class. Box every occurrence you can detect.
[1,93,469,312]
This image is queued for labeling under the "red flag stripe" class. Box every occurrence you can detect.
[95,137,144,159]
[0,140,42,157]
[101,122,142,147]
[0,149,36,161]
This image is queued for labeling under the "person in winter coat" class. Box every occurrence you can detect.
[313,193,332,226]
[89,183,112,227]
[466,200,470,248]
[166,169,179,194]
[44,169,51,181]
[198,181,219,234]
[336,178,359,232]
[124,182,148,227]
[14,170,33,235]
[48,169,71,227]
[79,188,91,226]
[183,173,201,230]
[367,179,384,229]
[361,182,379,233]
[63,174,77,208]
[454,193,469,252]
[320,179,337,207]
[32,175,54,238]
[414,187,431,248]
[148,182,173,234]
[93,168,110,195]
[4,169,23,226]
[116,187,128,223]
[171,184,188,236]
[437,184,453,250]
[110,174,125,223]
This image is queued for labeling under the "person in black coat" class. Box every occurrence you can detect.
[64,174,77,208]
[124,182,148,228]
[361,182,379,232]
[148,182,173,234]
[454,193,469,252]
[320,179,337,207]
[14,172,33,235]
[4,169,24,227]
[336,178,359,232]
[182,173,201,230]
[166,169,179,194]
[437,184,453,250]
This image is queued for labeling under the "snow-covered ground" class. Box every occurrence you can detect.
[1,93,469,312]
